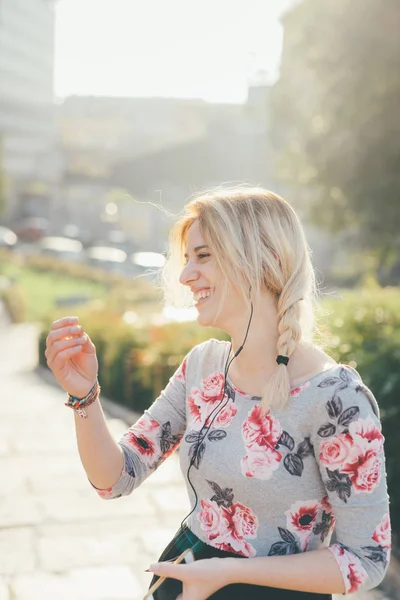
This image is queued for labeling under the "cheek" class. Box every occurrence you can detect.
[225,289,245,310]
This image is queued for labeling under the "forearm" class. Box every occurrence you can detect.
[227,548,345,594]
[73,399,124,490]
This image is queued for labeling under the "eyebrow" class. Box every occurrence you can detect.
[183,245,209,258]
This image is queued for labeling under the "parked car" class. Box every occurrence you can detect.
[12,217,48,242]
[39,236,84,261]
[0,226,18,248]
[61,224,92,247]
[129,251,166,281]
[131,252,166,268]
[86,245,127,272]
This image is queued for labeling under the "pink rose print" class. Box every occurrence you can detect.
[227,502,258,539]
[290,381,311,397]
[201,372,225,399]
[372,513,391,548]
[329,545,368,594]
[214,400,237,427]
[188,387,219,423]
[197,498,258,558]
[175,358,187,382]
[285,500,319,533]
[215,538,257,558]
[188,388,203,424]
[348,562,369,594]
[197,499,229,541]
[188,387,236,428]
[319,416,384,496]
[241,447,282,480]
[348,416,384,452]
[126,415,160,465]
[97,487,114,499]
[319,433,354,469]
[213,539,256,557]
[220,502,258,557]
[321,495,334,515]
[242,405,282,450]
[342,449,382,493]
[285,499,319,550]
[241,406,283,480]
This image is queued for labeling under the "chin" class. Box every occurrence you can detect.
[196,309,224,330]
[196,312,212,328]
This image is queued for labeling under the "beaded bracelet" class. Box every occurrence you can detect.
[65,380,101,419]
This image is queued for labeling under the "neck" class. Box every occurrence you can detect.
[226,293,281,377]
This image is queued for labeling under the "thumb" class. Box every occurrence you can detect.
[81,334,96,353]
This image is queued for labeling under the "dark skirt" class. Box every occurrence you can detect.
[148,524,332,600]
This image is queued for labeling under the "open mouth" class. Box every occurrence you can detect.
[193,289,211,306]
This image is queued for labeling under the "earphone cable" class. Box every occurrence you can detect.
[180,301,254,530]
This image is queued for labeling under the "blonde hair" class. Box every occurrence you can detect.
[163,186,321,413]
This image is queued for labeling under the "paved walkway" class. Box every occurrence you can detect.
[0,320,189,600]
[0,314,394,599]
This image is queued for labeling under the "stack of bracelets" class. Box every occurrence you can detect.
[65,380,101,419]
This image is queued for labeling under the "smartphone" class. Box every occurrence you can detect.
[143,548,195,600]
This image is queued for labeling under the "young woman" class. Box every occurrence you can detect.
[45,188,391,600]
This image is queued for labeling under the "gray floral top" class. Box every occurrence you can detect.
[93,339,391,595]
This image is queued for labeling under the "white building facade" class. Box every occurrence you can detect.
[0,0,58,219]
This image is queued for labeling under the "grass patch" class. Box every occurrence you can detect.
[1,261,107,322]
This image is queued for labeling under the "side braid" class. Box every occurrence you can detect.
[276,301,302,359]
[261,296,303,414]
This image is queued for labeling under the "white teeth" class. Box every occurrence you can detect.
[194,290,211,302]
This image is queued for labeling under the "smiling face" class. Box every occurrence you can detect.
[179,220,246,331]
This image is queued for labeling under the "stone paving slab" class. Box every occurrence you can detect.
[0,581,9,600]
[11,567,142,600]
[0,316,395,600]
[0,528,36,576]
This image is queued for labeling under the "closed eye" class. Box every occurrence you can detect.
[182,253,211,265]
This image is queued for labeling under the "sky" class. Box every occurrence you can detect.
[54,0,292,103]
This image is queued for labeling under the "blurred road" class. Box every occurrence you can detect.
[0,307,395,599]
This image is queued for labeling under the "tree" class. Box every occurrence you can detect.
[270,0,400,270]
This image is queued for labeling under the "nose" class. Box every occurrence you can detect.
[179,260,199,286]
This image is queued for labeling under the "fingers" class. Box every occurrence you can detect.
[46,334,87,368]
[149,562,186,581]
[46,317,88,365]
[48,344,83,369]
[46,324,82,347]
[51,316,79,331]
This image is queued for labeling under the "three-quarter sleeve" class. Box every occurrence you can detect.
[93,354,188,499]
[310,366,391,594]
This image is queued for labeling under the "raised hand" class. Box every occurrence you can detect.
[45,316,98,398]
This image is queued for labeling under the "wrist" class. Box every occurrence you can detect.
[65,379,101,419]
[68,379,98,400]
[223,557,243,586]
[226,556,262,586]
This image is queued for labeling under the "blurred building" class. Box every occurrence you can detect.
[111,83,276,250]
[56,82,276,251]
[0,0,60,222]
[58,95,209,169]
